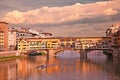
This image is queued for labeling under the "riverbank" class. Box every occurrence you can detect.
[0,55,27,62]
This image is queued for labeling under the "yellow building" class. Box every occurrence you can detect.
[18,38,60,53]
[18,37,111,53]
[18,39,29,53]
[80,37,110,49]
[45,39,60,49]
[60,38,77,47]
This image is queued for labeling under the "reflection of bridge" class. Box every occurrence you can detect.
[19,37,117,58]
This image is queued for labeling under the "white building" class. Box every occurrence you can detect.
[8,30,17,50]
[28,28,39,35]
[39,32,52,38]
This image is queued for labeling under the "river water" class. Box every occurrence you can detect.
[0,50,120,80]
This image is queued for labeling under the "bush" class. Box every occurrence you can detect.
[103,50,113,58]
[28,52,45,56]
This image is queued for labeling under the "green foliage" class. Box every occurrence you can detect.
[28,52,45,56]
[0,56,24,62]
[38,52,46,55]
[103,50,113,58]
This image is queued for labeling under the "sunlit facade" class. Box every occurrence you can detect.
[80,37,110,49]
[18,39,29,53]
[106,23,120,49]
[18,37,111,53]
[8,30,17,50]
[18,38,60,53]
[0,22,9,52]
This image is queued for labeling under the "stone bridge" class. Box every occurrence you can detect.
[26,47,113,59]
[26,48,77,56]
[23,37,120,59]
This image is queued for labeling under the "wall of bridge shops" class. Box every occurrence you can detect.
[19,37,111,50]
[18,37,117,58]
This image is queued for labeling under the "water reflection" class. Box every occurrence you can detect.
[0,60,17,80]
[0,51,120,80]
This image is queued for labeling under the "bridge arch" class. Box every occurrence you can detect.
[25,49,49,55]
[84,49,113,58]
[54,49,81,57]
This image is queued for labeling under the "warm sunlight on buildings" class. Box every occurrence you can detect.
[0,22,9,51]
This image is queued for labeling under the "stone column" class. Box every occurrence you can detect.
[80,49,87,60]
[112,49,119,58]
[46,49,50,60]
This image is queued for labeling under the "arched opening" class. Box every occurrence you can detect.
[85,50,113,61]
[87,50,107,62]
[103,50,113,58]
[87,50,106,57]
[71,43,75,48]
[66,43,71,48]
[55,50,80,58]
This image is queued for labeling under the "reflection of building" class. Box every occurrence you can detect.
[17,59,28,80]
[0,22,9,51]
[0,61,17,80]
[0,64,8,80]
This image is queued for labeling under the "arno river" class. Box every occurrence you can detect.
[0,50,120,80]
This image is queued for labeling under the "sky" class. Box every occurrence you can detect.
[0,0,120,37]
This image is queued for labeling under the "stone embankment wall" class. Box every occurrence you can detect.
[0,51,19,57]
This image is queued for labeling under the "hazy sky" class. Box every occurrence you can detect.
[0,0,120,37]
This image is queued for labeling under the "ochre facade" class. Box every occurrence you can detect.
[0,22,9,51]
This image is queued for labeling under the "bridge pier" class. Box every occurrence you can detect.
[46,49,50,60]
[80,49,87,60]
[112,49,120,58]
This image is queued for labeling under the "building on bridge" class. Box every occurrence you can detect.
[18,37,111,54]
[18,38,60,53]
[78,37,111,50]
